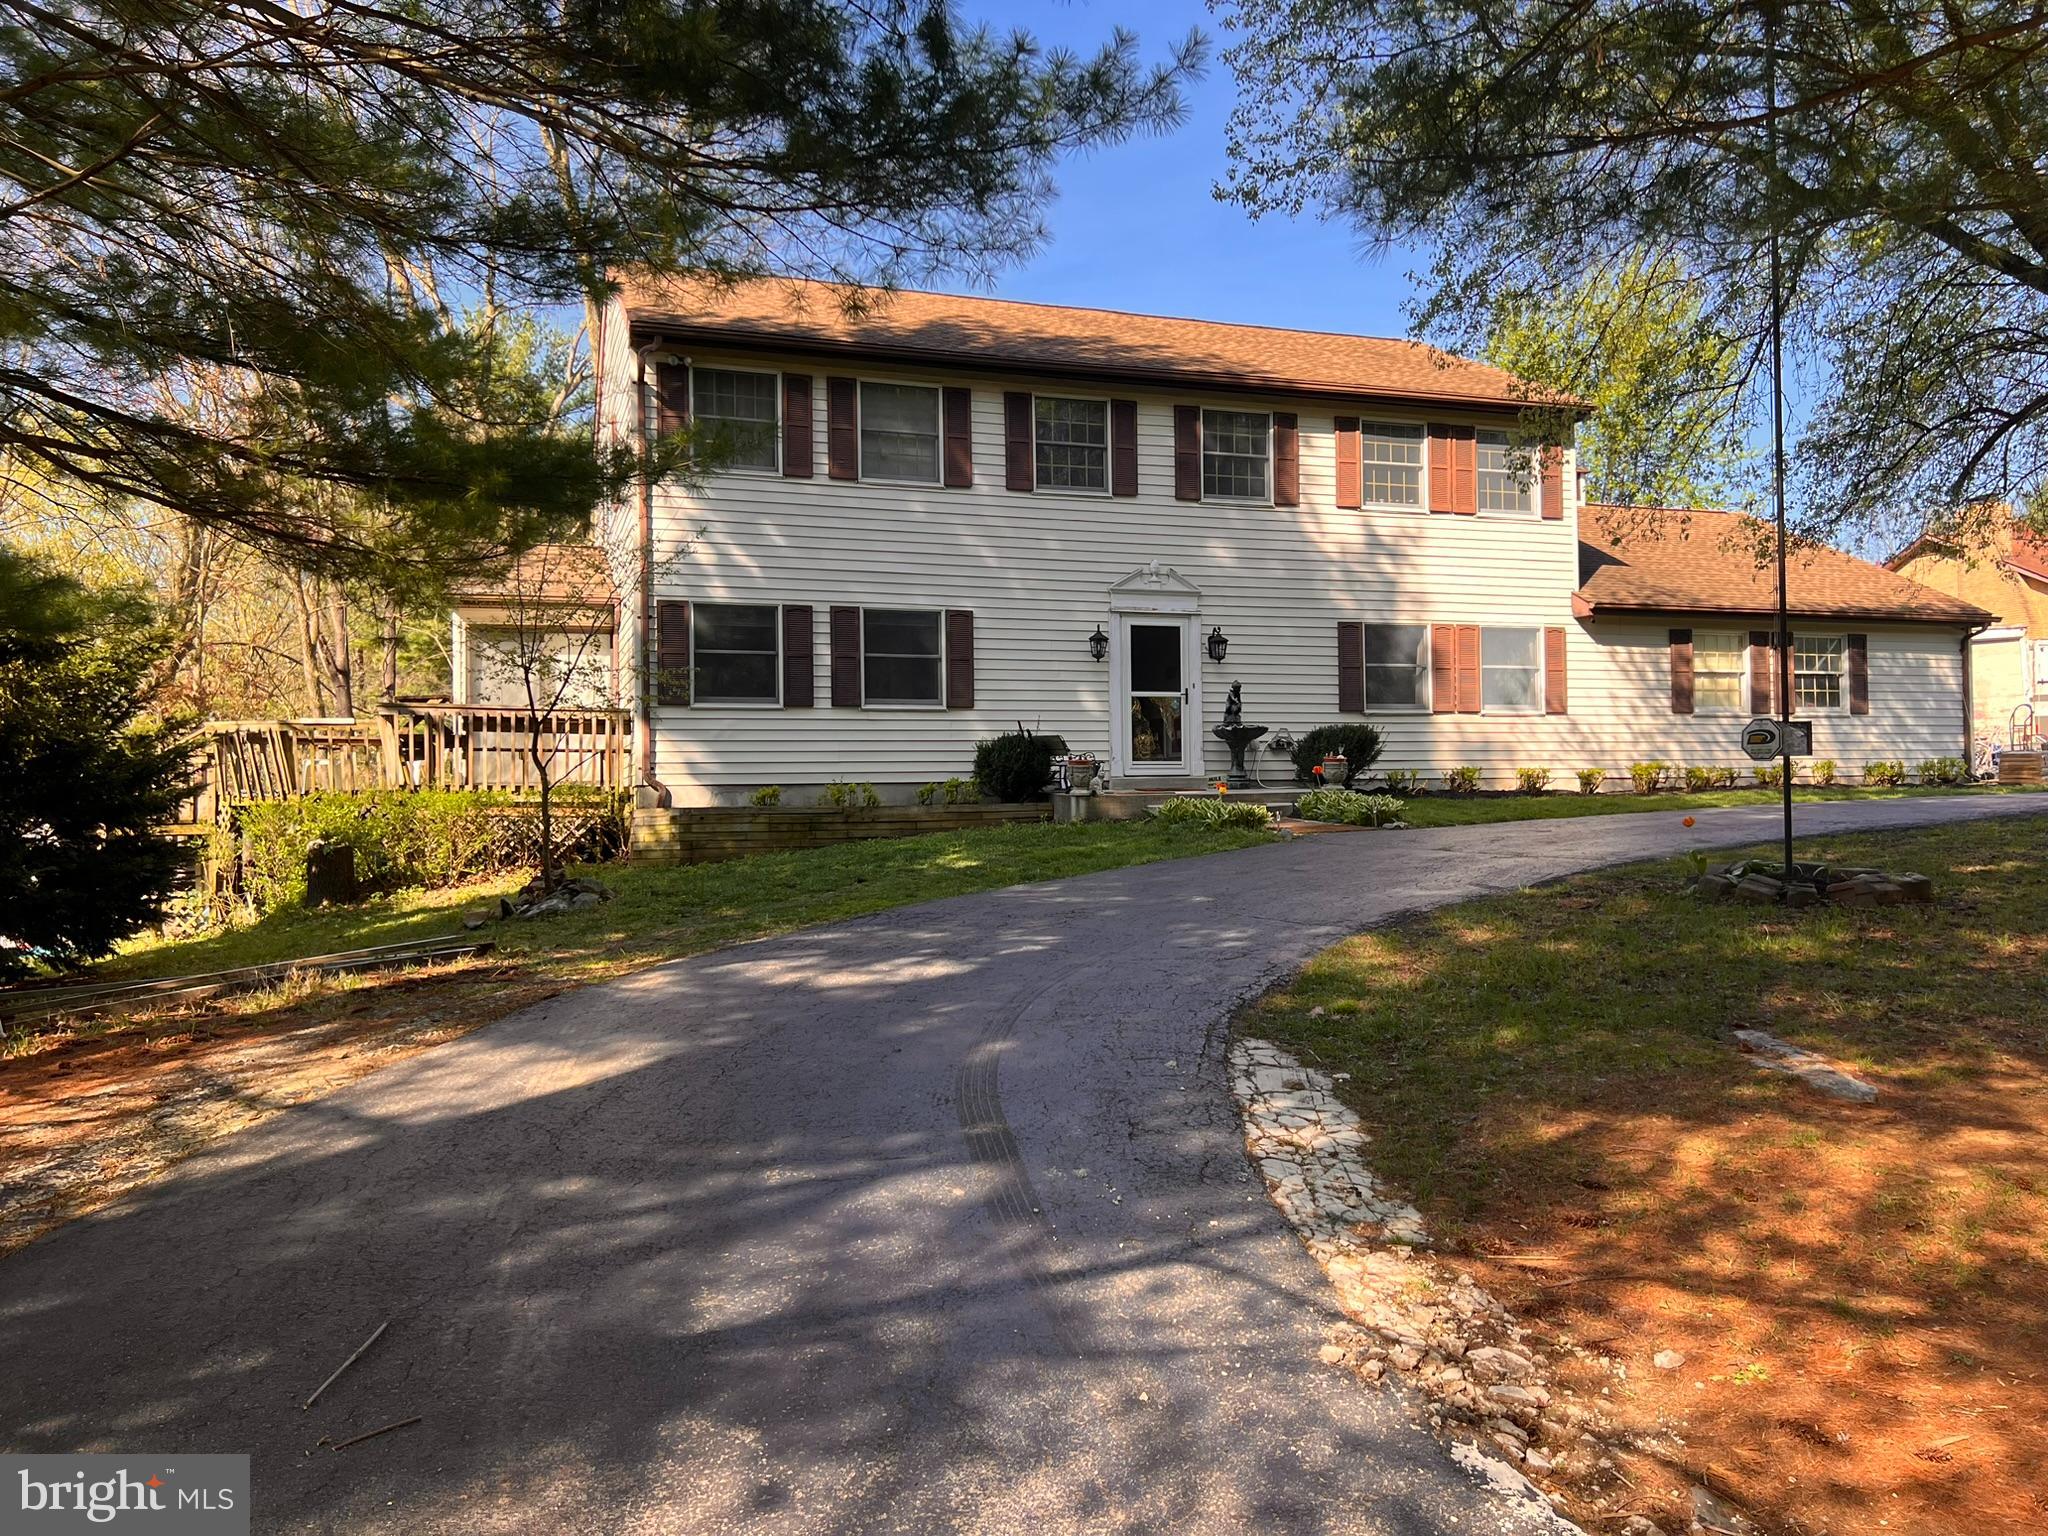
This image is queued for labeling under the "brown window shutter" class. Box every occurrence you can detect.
[826,376,858,481]
[1544,626,1568,714]
[1540,446,1564,520]
[1333,416,1362,509]
[1456,623,1481,713]
[1003,391,1033,491]
[1430,624,1456,713]
[655,361,689,437]
[943,386,973,488]
[1427,425,1455,513]
[830,605,862,707]
[1750,630,1774,715]
[782,374,813,478]
[1273,412,1300,507]
[1670,628,1695,714]
[654,599,690,706]
[1110,399,1138,496]
[782,605,813,707]
[1173,405,1201,502]
[1847,633,1869,715]
[1336,621,1364,713]
[945,610,975,710]
[1452,429,1478,515]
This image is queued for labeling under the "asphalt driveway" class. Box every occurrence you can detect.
[5,794,2044,1534]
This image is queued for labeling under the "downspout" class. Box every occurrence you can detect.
[1961,621,1987,763]
[633,336,669,807]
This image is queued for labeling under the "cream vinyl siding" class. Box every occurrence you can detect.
[618,341,1963,798]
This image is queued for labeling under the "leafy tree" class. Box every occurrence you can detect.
[0,546,191,976]
[1217,0,2048,548]
[1465,254,1755,514]
[2,2,1201,575]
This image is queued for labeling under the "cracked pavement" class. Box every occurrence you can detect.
[3,794,2043,1534]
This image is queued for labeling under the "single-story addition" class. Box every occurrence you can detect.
[571,275,1991,805]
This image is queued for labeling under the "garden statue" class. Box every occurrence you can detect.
[1212,681,1268,786]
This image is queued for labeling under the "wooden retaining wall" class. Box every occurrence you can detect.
[632,803,1051,865]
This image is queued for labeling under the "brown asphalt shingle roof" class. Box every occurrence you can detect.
[618,274,1556,409]
[1577,506,1994,625]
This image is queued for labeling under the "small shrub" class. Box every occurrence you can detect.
[823,780,881,809]
[1683,765,1715,793]
[1514,766,1552,794]
[916,781,940,806]
[1381,768,1425,796]
[1151,796,1274,830]
[1290,724,1386,789]
[1864,758,1907,787]
[1752,763,1785,789]
[1576,767,1606,795]
[942,776,982,805]
[1296,787,1406,827]
[750,784,783,808]
[1628,760,1667,794]
[1918,755,1969,786]
[1810,758,1837,786]
[973,728,1069,802]
[1441,764,1482,795]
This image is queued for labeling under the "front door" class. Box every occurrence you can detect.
[1118,616,1193,776]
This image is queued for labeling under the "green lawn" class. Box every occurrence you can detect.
[1394,783,2015,828]
[104,817,1273,985]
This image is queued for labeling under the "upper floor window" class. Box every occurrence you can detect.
[1695,630,1747,712]
[1794,634,1844,710]
[860,382,941,484]
[1035,397,1108,491]
[1360,421,1425,508]
[1476,428,1536,514]
[1203,409,1270,501]
[1364,623,1430,709]
[694,603,780,704]
[692,368,779,471]
[863,608,943,705]
[1481,625,1543,711]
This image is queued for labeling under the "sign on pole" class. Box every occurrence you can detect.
[1743,718,1812,761]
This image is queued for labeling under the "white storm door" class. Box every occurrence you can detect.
[1118,615,1193,776]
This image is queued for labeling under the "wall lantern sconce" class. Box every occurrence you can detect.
[1088,624,1109,662]
[1206,626,1230,663]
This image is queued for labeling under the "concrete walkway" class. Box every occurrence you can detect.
[4,794,2043,1534]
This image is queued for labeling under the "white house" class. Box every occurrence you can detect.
[551,276,1990,806]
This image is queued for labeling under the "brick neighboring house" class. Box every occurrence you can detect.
[1889,513,2048,752]
[551,275,1991,805]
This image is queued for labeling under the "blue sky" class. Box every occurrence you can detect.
[958,1,1424,337]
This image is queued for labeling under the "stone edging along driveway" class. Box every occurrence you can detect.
[0,794,2040,1536]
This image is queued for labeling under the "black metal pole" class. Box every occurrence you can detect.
[1765,0,1794,892]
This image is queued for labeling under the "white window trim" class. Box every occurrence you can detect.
[1479,624,1545,716]
[860,605,947,710]
[1360,620,1433,712]
[857,377,945,488]
[692,365,782,476]
[1693,629,1749,715]
[1792,631,1848,714]
[1031,392,1113,496]
[692,600,783,708]
[1475,427,1541,519]
[1201,406,1274,505]
[1356,418,1430,515]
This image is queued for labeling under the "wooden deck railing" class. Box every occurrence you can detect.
[177,707,631,823]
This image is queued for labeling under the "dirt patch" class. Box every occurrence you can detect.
[0,958,561,1256]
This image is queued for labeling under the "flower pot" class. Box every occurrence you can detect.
[1320,754,1349,786]
[1067,758,1098,793]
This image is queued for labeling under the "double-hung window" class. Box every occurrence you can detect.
[1794,634,1845,710]
[863,608,943,705]
[1475,429,1536,514]
[1035,397,1108,491]
[693,604,780,704]
[1481,626,1543,711]
[1202,409,1270,501]
[691,368,779,470]
[859,382,941,484]
[1363,623,1430,709]
[1360,422,1425,508]
[1695,631,1747,712]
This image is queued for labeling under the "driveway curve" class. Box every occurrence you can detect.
[5,795,2044,1535]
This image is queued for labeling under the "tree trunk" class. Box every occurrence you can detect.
[379,603,401,700]
[292,568,328,715]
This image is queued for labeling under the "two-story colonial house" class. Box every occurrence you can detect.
[476,276,1988,807]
